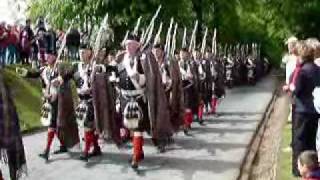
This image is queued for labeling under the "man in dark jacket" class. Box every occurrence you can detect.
[66,28,80,61]
[46,25,57,56]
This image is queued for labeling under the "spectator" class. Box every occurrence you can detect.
[292,41,320,177]
[6,24,19,65]
[35,16,46,32]
[314,41,320,67]
[36,28,47,66]
[13,24,21,63]
[298,151,320,180]
[0,22,8,67]
[20,19,34,64]
[66,28,80,61]
[46,24,57,55]
[282,37,300,176]
[282,36,299,89]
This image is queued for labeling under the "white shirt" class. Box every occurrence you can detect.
[282,54,298,85]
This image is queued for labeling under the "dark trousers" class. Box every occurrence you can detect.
[20,51,30,64]
[292,112,319,176]
[291,105,296,148]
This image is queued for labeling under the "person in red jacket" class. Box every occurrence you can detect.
[0,22,8,67]
[298,151,320,180]
[6,24,19,65]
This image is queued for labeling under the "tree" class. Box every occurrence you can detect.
[28,0,317,66]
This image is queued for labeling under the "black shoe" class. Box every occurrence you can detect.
[79,153,89,162]
[53,146,68,154]
[89,147,102,157]
[168,137,174,144]
[151,138,159,146]
[184,129,190,136]
[39,150,49,161]
[131,161,139,170]
[158,146,166,153]
[128,152,144,164]
[198,120,205,126]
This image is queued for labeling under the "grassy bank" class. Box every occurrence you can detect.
[277,122,299,180]
[3,66,42,131]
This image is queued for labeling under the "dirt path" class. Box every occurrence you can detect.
[249,91,290,180]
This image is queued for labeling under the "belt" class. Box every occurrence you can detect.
[120,88,145,100]
[78,94,92,101]
[120,89,145,96]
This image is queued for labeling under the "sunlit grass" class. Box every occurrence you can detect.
[3,65,42,131]
[277,123,299,180]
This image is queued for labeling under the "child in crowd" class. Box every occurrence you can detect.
[298,151,320,180]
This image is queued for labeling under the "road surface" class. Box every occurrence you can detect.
[1,75,277,180]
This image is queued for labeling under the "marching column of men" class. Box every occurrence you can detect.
[1,17,271,180]
[19,32,227,166]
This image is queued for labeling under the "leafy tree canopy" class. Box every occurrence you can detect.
[28,0,318,66]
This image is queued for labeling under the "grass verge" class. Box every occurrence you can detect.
[277,122,299,180]
[3,65,42,131]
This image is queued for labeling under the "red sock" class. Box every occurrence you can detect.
[55,132,65,147]
[93,133,100,150]
[184,110,193,128]
[198,104,204,120]
[133,135,144,162]
[46,130,55,151]
[84,131,94,155]
[0,169,3,180]
[211,98,218,114]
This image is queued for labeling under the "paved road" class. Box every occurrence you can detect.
[1,76,277,180]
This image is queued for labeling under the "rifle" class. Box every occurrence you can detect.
[164,18,174,60]
[154,22,163,45]
[189,20,198,52]
[201,27,208,58]
[182,26,187,48]
[170,23,178,58]
[133,16,142,35]
[141,5,162,47]
[121,30,129,47]
[212,28,217,56]
[89,13,110,81]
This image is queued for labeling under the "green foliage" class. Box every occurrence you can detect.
[27,0,318,66]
